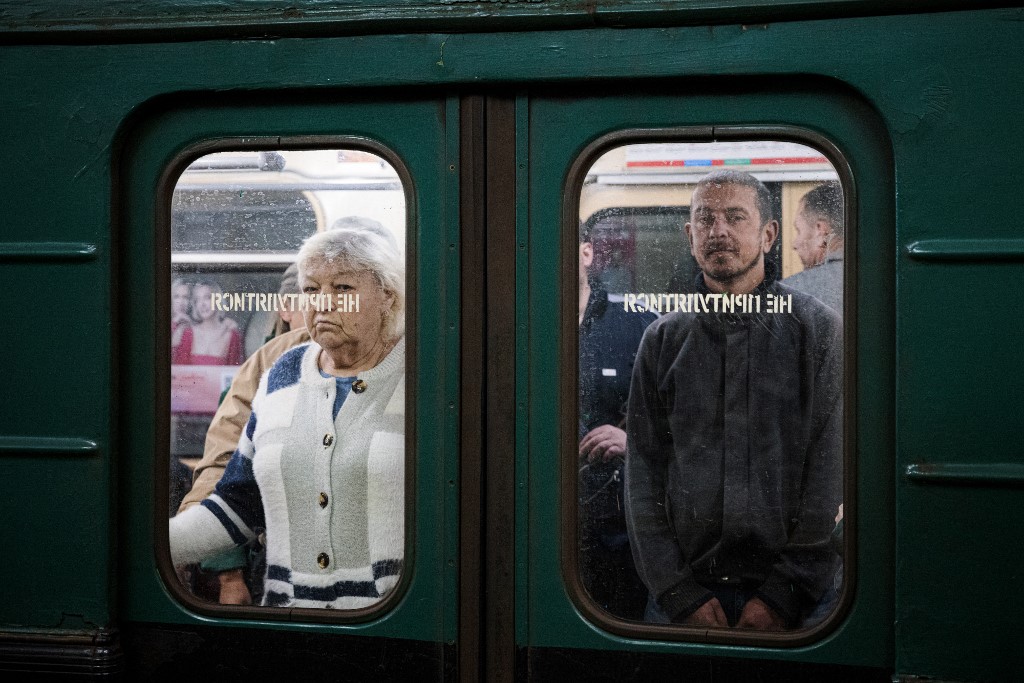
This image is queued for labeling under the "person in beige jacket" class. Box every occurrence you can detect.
[177,327,311,604]
[179,327,312,513]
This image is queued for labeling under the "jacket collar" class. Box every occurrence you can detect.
[300,335,406,386]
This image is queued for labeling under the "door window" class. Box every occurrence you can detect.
[575,139,847,635]
[167,147,409,615]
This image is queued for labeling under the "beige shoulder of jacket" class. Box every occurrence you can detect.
[177,328,312,512]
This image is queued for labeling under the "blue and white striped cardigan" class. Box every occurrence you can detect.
[170,338,405,609]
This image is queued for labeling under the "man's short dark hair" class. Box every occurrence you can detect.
[800,180,844,239]
[580,221,593,244]
[694,170,774,227]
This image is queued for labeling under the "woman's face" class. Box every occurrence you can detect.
[192,285,215,322]
[172,284,191,316]
[300,259,394,353]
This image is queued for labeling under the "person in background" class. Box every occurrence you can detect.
[784,182,847,623]
[176,217,397,605]
[626,171,842,630]
[171,225,406,609]
[577,226,657,620]
[784,181,844,313]
[186,262,309,605]
[269,263,305,342]
[173,280,244,366]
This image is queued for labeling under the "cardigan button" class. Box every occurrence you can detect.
[323,433,334,447]
[317,552,330,569]
[352,379,367,394]
[318,492,328,508]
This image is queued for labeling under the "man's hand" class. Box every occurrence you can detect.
[579,425,627,463]
[680,597,728,628]
[217,569,253,605]
[736,597,787,630]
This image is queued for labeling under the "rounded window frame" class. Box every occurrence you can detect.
[154,135,417,625]
[560,125,857,647]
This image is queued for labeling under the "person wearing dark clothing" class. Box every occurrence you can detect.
[576,233,656,619]
[626,275,842,626]
[580,289,657,434]
[625,171,842,630]
[169,457,194,518]
[578,284,656,619]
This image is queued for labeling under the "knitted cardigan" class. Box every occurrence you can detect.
[170,338,405,609]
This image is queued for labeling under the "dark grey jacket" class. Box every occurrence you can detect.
[624,278,842,624]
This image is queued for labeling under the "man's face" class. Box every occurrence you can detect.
[685,182,777,289]
[579,241,593,284]
[792,200,826,269]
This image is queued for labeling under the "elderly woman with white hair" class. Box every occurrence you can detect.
[170,226,405,609]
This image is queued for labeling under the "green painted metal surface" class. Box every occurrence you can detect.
[0,0,1018,41]
[115,98,459,640]
[0,4,1022,679]
[525,86,893,666]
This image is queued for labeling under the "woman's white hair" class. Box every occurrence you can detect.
[296,224,405,339]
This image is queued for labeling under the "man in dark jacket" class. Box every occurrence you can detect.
[625,171,842,630]
[578,228,656,619]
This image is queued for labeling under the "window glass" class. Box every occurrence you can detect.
[168,148,408,612]
[576,140,844,631]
